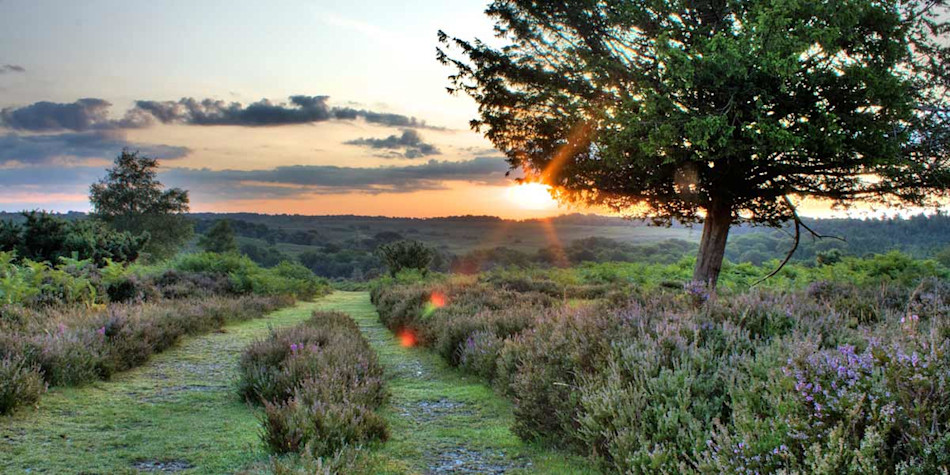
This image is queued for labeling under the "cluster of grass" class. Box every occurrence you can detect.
[372,255,950,473]
[0,250,331,416]
[238,310,388,460]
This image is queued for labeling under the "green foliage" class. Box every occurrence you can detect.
[0,252,98,308]
[90,150,193,260]
[439,0,950,287]
[240,242,291,267]
[198,219,238,254]
[0,212,146,265]
[170,252,329,300]
[376,240,435,277]
[239,311,388,458]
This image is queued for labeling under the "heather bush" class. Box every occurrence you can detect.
[372,263,950,473]
[0,294,292,415]
[0,354,46,415]
[238,311,388,458]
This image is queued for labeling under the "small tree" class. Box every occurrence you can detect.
[198,219,239,254]
[90,150,193,260]
[439,0,950,288]
[376,240,435,277]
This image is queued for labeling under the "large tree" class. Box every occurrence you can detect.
[90,150,192,260]
[438,0,950,287]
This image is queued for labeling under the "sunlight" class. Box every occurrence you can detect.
[506,183,558,210]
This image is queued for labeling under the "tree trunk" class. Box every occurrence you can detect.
[693,199,732,289]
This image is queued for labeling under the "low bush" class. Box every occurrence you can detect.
[0,294,293,415]
[0,354,46,415]
[170,252,328,300]
[238,311,388,458]
[372,260,950,473]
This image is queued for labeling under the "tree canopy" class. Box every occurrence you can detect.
[90,150,193,260]
[198,219,239,254]
[438,0,950,286]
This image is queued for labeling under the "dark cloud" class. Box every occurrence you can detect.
[0,131,190,165]
[132,95,438,128]
[134,95,333,126]
[2,95,441,131]
[0,64,25,74]
[0,99,150,132]
[345,129,441,158]
[162,156,509,198]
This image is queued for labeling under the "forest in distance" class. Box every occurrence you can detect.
[4,210,949,281]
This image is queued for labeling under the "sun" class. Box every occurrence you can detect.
[506,182,558,210]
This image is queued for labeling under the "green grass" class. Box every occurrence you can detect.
[315,291,599,474]
[0,301,323,474]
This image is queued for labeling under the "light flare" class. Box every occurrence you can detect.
[397,329,417,348]
[506,182,558,210]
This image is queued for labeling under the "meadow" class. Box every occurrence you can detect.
[371,255,950,473]
[2,206,950,473]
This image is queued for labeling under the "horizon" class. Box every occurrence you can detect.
[1,1,946,220]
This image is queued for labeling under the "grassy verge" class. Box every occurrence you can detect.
[313,291,597,474]
[0,300,323,474]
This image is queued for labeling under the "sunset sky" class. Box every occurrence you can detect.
[0,1,938,219]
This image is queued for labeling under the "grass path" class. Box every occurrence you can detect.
[0,300,324,474]
[317,291,598,474]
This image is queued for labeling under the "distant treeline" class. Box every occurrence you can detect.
[187,212,950,279]
[4,211,947,280]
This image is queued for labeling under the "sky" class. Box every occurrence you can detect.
[0,1,943,220]
[0,0,574,218]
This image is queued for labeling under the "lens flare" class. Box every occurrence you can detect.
[430,291,447,308]
[397,329,417,348]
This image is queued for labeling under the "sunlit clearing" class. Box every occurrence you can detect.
[506,183,558,210]
[397,329,417,348]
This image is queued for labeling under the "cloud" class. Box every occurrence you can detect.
[345,129,441,158]
[0,156,512,206]
[0,64,25,74]
[134,95,333,126]
[2,95,441,131]
[132,95,438,128]
[162,156,510,199]
[0,131,190,165]
[0,98,150,132]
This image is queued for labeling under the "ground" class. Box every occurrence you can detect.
[0,293,598,474]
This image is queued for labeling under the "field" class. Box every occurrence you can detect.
[2,234,948,473]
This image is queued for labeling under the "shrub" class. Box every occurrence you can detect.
[372,268,950,473]
[0,354,46,415]
[376,240,434,277]
[239,311,388,458]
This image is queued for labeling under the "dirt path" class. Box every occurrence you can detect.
[0,300,323,474]
[317,291,597,475]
